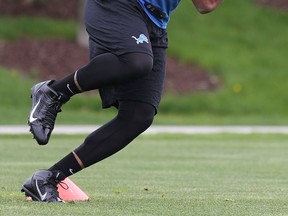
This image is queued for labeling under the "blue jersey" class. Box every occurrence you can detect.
[138,0,181,29]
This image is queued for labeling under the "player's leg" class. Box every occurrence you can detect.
[48,101,155,176]
[48,38,169,179]
[28,52,153,145]
[21,48,166,202]
[21,43,167,202]
[21,101,155,202]
[49,52,153,97]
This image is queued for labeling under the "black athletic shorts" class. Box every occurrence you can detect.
[84,0,168,113]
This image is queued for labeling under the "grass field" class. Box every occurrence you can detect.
[1,134,288,215]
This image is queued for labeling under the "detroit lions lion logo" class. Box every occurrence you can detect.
[132,34,149,44]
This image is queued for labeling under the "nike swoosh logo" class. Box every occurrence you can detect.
[57,197,63,202]
[69,169,74,174]
[29,100,41,123]
[67,84,74,94]
[35,179,47,201]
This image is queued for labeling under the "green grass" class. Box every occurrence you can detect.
[1,134,288,215]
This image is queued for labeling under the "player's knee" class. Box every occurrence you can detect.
[121,53,153,78]
[130,54,153,77]
[119,102,155,133]
[131,111,154,132]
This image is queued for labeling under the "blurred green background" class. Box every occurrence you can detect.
[0,0,287,125]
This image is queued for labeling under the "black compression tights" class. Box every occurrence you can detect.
[74,101,155,168]
[77,52,153,91]
[49,52,153,96]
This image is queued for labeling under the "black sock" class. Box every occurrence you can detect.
[49,152,83,178]
[49,72,81,98]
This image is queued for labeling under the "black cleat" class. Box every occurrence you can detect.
[28,80,69,145]
[21,170,66,202]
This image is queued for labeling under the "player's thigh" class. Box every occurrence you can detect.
[115,46,167,112]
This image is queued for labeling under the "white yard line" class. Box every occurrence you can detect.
[1,125,288,135]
